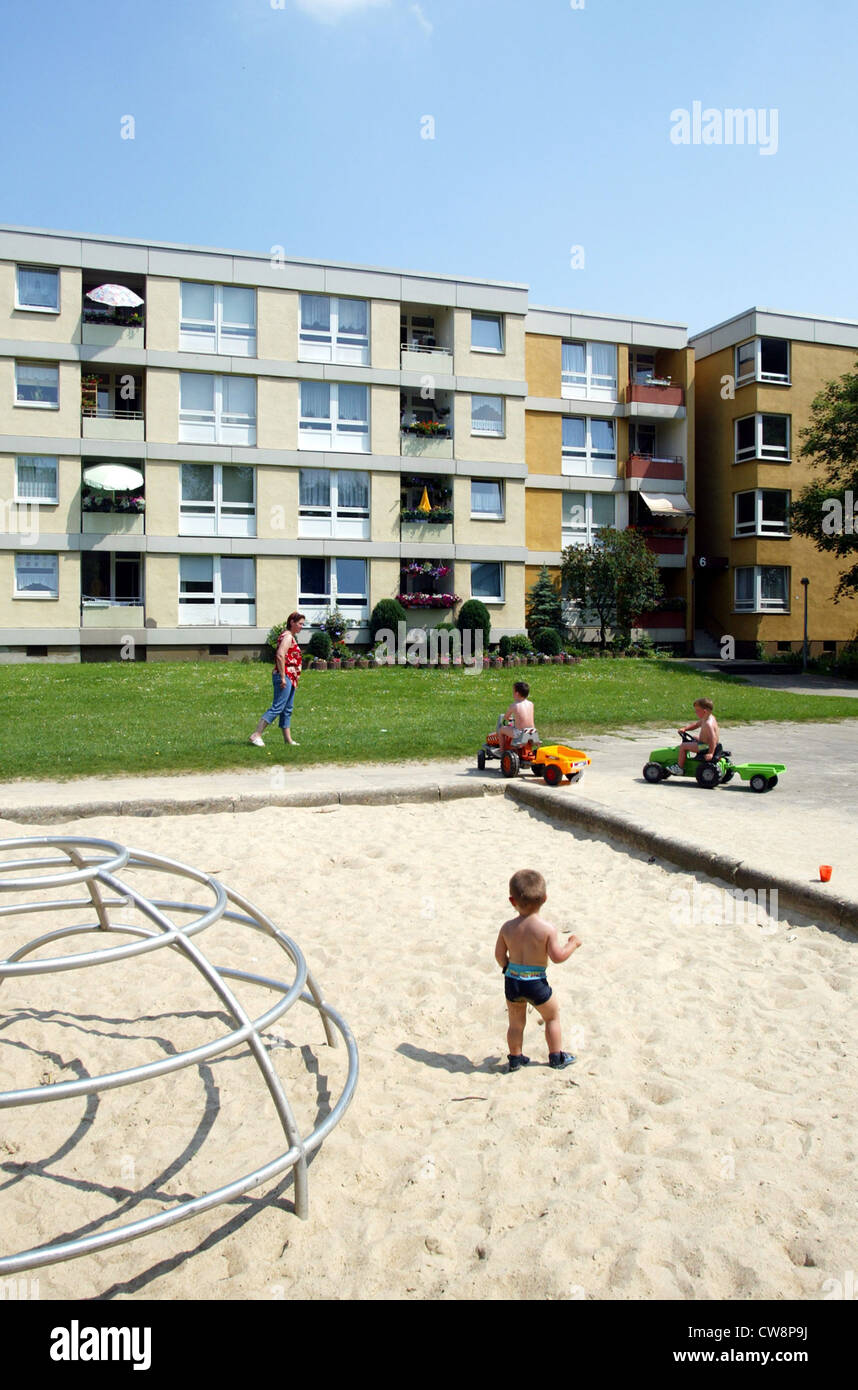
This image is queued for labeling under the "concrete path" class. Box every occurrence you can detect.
[681,661,858,699]
[1,720,855,928]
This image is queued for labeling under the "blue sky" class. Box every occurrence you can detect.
[2,0,856,332]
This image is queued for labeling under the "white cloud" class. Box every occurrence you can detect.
[411,3,432,34]
[294,0,390,22]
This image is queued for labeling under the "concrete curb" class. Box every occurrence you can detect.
[505,780,858,935]
[0,779,506,827]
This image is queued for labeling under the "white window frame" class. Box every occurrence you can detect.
[179,283,257,356]
[562,341,618,401]
[179,374,257,446]
[733,489,790,538]
[15,266,60,313]
[470,313,504,354]
[735,337,790,386]
[299,296,370,366]
[179,463,257,538]
[470,560,504,604]
[562,491,616,548]
[15,361,59,409]
[298,556,369,623]
[179,555,256,626]
[298,469,370,539]
[471,394,505,437]
[734,413,790,464]
[734,565,790,614]
[562,416,617,477]
[470,479,504,520]
[629,350,657,385]
[14,553,59,599]
[15,456,59,505]
[299,382,370,453]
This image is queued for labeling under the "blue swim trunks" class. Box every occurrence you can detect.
[504,961,552,1007]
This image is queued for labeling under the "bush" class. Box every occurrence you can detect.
[265,619,293,656]
[330,641,349,661]
[306,630,332,660]
[456,599,492,648]
[534,628,562,656]
[835,644,858,679]
[324,606,348,644]
[370,598,408,643]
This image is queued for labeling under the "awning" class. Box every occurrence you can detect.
[641,492,694,517]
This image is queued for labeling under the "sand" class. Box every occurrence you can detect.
[0,798,856,1301]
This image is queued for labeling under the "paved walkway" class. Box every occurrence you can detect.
[681,661,858,699]
[1,721,855,927]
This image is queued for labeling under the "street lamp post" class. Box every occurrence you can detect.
[801,577,809,672]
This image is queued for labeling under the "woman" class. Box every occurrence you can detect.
[249,612,305,748]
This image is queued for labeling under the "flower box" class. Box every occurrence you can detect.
[397,592,460,609]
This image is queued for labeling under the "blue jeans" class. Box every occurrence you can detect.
[261,674,296,729]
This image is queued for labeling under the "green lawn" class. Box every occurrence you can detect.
[1,659,856,782]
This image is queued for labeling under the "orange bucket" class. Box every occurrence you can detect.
[819,865,833,883]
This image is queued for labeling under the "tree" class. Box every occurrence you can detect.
[561,528,662,650]
[790,361,858,599]
[525,566,564,641]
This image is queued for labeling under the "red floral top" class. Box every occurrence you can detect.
[275,632,302,688]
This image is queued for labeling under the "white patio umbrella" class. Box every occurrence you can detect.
[83,464,144,492]
[85,284,144,308]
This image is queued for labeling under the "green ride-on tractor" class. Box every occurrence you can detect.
[642,730,785,793]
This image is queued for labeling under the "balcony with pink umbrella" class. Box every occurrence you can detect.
[81,279,145,348]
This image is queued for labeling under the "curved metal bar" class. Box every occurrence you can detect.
[0,836,359,1270]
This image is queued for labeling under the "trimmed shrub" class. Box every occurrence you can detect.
[307,630,332,660]
[534,628,562,656]
[456,598,492,648]
[265,618,292,657]
[370,598,408,643]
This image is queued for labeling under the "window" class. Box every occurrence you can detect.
[471,395,505,436]
[179,555,256,625]
[299,469,369,538]
[179,374,256,445]
[180,283,256,355]
[629,351,656,385]
[299,383,369,452]
[734,490,790,537]
[299,296,369,365]
[82,552,142,603]
[471,313,504,353]
[15,456,58,504]
[470,479,504,519]
[299,557,369,619]
[471,561,503,603]
[16,267,59,311]
[562,417,617,476]
[734,565,790,613]
[562,341,617,400]
[180,464,256,537]
[15,362,59,408]
[629,422,657,456]
[14,553,58,597]
[82,371,143,419]
[735,337,790,386]
[562,491,615,547]
[735,413,790,463]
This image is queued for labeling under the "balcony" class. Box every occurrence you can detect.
[400,475,454,542]
[628,381,685,408]
[81,280,145,349]
[634,607,686,631]
[400,305,453,373]
[400,426,453,460]
[626,452,685,483]
[81,600,145,628]
[82,371,145,442]
[82,311,144,350]
[643,533,687,568]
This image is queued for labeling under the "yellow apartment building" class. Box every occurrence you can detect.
[691,309,858,657]
[524,307,695,647]
[0,226,530,659]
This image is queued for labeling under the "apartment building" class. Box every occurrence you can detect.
[691,309,858,657]
[0,226,529,659]
[524,308,694,646]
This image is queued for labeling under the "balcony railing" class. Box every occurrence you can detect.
[627,452,685,481]
[628,381,685,408]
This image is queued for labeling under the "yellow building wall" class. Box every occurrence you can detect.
[144,460,179,536]
[526,489,562,552]
[458,561,525,632]
[258,288,297,362]
[370,558,401,611]
[257,464,299,540]
[526,411,562,476]
[452,478,525,546]
[371,471,401,545]
[0,452,81,535]
[0,359,80,438]
[371,384,400,456]
[371,301,400,371]
[453,310,526,383]
[454,396,525,465]
[145,368,179,447]
[1,261,81,343]
[257,555,299,631]
[145,554,179,628]
[257,377,298,451]
[145,277,179,352]
[1,549,80,628]
[525,334,560,399]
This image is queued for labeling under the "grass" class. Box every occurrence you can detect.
[1,658,856,784]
